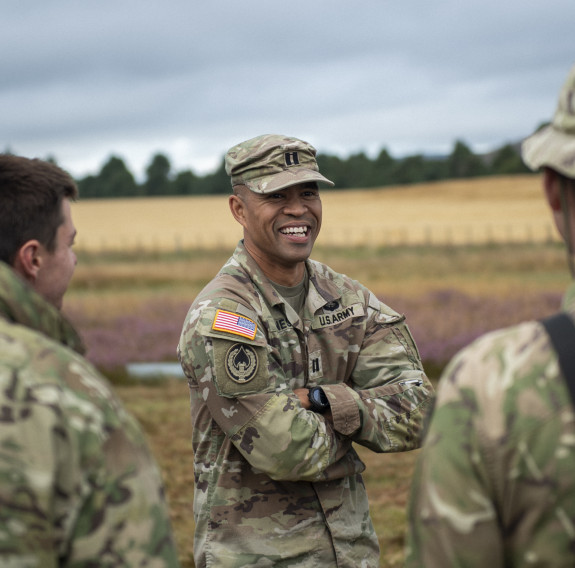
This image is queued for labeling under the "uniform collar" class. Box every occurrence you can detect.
[232,240,342,312]
[0,261,85,354]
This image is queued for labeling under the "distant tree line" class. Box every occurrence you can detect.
[72,139,531,199]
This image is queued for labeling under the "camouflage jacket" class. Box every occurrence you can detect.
[0,262,180,568]
[406,282,575,567]
[178,241,432,567]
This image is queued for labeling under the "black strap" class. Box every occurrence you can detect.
[540,312,575,408]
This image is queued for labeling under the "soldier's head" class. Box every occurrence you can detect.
[522,65,575,272]
[0,154,79,308]
[225,135,333,284]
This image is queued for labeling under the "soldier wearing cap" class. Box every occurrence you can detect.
[178,134,433,567]
[0,155,180,566]
[406,64,575,567]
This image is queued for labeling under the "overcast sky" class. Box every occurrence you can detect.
[2,0,574,181]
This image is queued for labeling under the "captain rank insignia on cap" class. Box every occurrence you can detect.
[212,309,257,340]
[285,151,300,167]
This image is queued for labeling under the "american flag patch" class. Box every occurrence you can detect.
[212,309,257,340]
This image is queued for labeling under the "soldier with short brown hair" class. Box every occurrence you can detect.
[0,154,180,567]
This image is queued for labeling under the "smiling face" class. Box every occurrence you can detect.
[229,182,322,285]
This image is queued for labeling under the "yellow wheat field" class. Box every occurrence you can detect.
[71,175,557,252]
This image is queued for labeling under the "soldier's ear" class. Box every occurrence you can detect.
[12,240,43,283]
[543,168,562,212]
[229,193,248,229]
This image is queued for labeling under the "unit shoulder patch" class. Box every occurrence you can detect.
[212,339,270,397]
[225,343,259,384]
[212,309,257,340]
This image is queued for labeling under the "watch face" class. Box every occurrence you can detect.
[309,387,329,411]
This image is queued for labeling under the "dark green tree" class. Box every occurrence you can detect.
[343,152,375,188]
[490,144,530,175]
[372,148,396,186]
[173,169,199,195]
[197,160,230,195]
[79,155,139,198]
[144,153,172,196]
[316,153,348,189]
[392,155,428,185]
[77,174,100,198]
[447,140,486,178]
[421,157,449,182]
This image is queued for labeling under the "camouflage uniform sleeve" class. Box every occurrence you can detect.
[322,292,433,452]
[0,348,180,567]
[405,338,506,568]
[179,304,358,483]
[406,319,575,567]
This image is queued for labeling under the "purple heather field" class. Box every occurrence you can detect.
[67,288,563,377]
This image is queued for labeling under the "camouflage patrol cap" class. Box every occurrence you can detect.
[225,134,334,194]
[522,65,575,178]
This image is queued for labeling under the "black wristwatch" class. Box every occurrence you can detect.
[307,386,330,413]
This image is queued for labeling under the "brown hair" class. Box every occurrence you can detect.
[0,154,79,264]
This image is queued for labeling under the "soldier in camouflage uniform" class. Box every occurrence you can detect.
[178,134,433,567]
[0,155,180,567]
[406,65,575,567]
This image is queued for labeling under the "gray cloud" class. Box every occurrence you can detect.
[2,0,574,179]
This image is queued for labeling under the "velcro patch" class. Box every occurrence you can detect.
[225,343,259,384]
[309,350,323,380]
[212,309,257,340]
[213,339,270,397]
[312,303,365,329]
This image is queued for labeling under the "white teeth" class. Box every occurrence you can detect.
[281,226,307,235]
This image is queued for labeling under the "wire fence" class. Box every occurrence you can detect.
[74,221,561,255]
[320,221,560,248]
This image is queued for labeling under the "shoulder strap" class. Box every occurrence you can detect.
[540,312,575,408]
